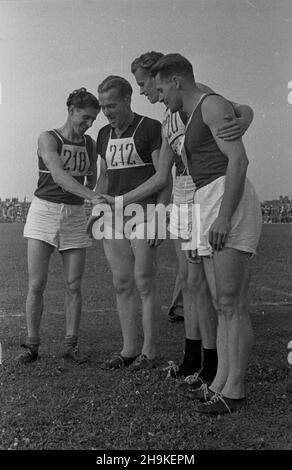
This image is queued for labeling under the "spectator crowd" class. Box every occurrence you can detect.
[261,196,292,223]
[0,198,93,223]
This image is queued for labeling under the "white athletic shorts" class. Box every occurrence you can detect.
[183,176,262,256]
[168,175,196,240]
[24,196,92,251]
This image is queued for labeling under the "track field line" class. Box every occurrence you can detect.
[160,265,292,298]
[255,286,292,298]
[2,302,292,319]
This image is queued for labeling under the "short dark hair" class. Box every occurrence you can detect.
[131,51,164,74]
[66,88,100,110]
[151,53,194,81]
[97,75,133,99]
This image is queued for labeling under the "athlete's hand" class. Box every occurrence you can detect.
[185,249,201,264]
[209,215,231,251]
[100,194,115,207]
[216,115,244,141]
[91,194,106,206]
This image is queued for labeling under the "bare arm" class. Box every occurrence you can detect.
[38,132,101,204]
[95,157,109,195]
[123,139,174,205]
[197,81,254,140]
[148,143,173,248]
[85,140,97,190]
[86,157,109,235]
[153,145,173,207]
[232,103,254,133]
[201,96,249,250]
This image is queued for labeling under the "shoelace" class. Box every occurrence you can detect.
[66,344,78,354]
[203,393,232,414]
[134,354,148,366]
[184,372,202,385]
[164,361,179,378]
[199,382,210,401]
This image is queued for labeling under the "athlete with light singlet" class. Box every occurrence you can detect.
[92,75,170,371]
[18,88,102,364]
[101,51,254,395]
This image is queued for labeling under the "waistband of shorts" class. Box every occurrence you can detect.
[174,176,196,188]
[34,196,85,209]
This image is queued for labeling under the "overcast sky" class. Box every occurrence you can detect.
[0,0,291,201]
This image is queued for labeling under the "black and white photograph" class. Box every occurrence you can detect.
[0,0,291,454]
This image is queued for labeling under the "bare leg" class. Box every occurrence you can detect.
[17,239,54,363]
[211,248,253,398]
[170,242,217,381]
[188,259,217,349]
[61,248,86,338]
[103,238,139,358]
[176,252,218,386]
[203,255,228,393]
[173,239,200,340]
[26,238,54,340]
[168,259,184,320]
[131,237,157,360]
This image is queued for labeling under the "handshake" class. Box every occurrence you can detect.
[91,193,115,207]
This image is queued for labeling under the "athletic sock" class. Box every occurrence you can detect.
[181,338,202,375]
[26,336,40,348]
[200,348,218,382]
[64,335,78,349]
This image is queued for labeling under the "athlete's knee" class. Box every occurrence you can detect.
[217,290,244,318]
[187,270,208,296]
[28,278,47,295]
[177,269,188,293]
[65,277,82,297]
[113,275,134,296]
[135,272,155,298]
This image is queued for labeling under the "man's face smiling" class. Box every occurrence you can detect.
[70,106,99,136]
[134,67,159,104]
[98,88,131,129]
[155,73,181,112]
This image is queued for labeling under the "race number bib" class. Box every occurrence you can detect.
[162,110,185,154]
[106,138,146,170]
[61,144,90,176]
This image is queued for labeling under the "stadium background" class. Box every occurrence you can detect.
[1,195,291,224]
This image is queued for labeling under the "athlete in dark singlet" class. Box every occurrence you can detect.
[152,53,262,415]
[18,88,102,364]
[93,76,166,371]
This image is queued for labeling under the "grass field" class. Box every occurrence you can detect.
[0,223,292,450]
